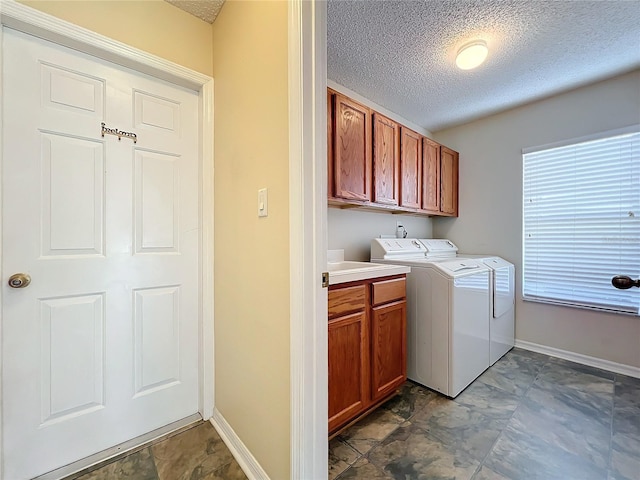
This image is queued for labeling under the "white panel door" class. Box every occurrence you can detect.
[2,29,200,479]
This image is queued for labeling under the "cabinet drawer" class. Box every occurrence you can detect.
[371,277,406,306]
[329,285,367,318]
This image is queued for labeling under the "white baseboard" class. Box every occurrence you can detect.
[210,408,270,480]
[515,340,640,379]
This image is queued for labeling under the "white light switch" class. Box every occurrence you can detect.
[258,188,268,217]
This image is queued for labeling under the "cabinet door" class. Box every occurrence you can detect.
[400,127,422,209]
[422,138,441,212]
[328,90,334,198]
[371,301,406,402]
[328,311,369,433]
[333,94,372,201]
[441,146,459,216]
[373,113,399,205]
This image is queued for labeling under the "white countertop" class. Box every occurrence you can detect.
[327,260,410,285]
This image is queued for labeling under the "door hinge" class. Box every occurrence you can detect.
[322,272,329,288]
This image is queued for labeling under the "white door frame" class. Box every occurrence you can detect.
[288,1,328,479]
[0,1,214,478]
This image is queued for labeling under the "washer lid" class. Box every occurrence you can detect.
[418,239,458,259]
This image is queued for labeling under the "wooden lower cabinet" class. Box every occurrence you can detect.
[328,311,368,433]
[328,275,407,436]
[371,301,407,402]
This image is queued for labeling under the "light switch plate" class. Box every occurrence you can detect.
[258,188,268,217]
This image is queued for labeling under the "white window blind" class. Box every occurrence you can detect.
[523,129,640,315]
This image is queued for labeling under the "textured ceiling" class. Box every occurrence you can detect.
[165,0,224,23]
[328,0,640,132]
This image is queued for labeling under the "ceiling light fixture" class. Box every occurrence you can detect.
[456,40,488,70]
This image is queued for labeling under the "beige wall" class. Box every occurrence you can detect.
[212,1,290,479]
[433,70,640,368]
[19,0,213,76]
[328,209,432,261]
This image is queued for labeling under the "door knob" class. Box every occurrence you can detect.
[611,275,640,289]
[8,273,31,289]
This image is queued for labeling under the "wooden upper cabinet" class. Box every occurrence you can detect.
[372,113,400,205]
[327,90,334,198]
[400,127,422,209]
[333,93,372,201]
[440,146,459,216]
[327,88,459,217]
[422,138,441,213]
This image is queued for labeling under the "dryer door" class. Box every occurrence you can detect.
[492,264,515,318]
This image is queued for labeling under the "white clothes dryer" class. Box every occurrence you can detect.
[463,256,515,365]
[417,240,516,366]
[371,238,491,397]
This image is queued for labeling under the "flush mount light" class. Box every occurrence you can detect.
[455,40,488,70]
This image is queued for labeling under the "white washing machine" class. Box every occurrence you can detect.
[371,238,491,398]
[417,240,516,366]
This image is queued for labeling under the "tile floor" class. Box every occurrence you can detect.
[67,348,639,480]
[68,422,247,480]
[330,348,640,480]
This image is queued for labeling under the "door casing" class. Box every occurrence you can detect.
[0,2,214,478]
